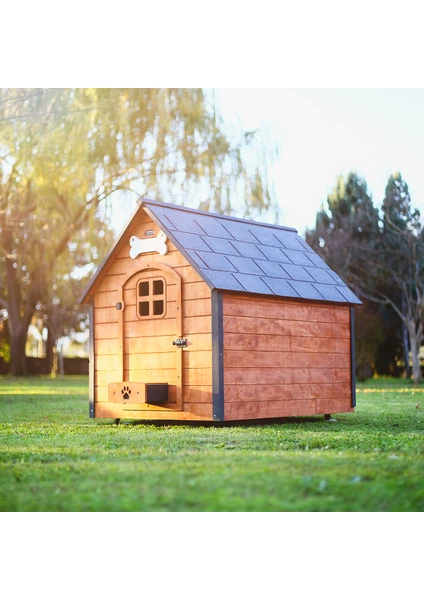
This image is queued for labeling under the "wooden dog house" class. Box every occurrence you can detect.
[79,198,361,422]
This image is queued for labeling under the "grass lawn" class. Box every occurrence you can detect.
[0,375,423,511]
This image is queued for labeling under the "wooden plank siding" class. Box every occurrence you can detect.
[222,293,353,421]
[92,211,213,420]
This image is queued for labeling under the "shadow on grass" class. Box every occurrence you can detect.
[105,415,330,429]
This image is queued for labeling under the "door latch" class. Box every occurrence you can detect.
[172,338,187,348]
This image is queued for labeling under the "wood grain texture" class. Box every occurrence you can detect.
[183,368,213,386]
[108,381,147,403]
[94,402,210,421]
[96,385,179,404]
[125,353,177,371]
[124,336,176,354]
[95,370,123,387]
[224,350,350,369]
[183,315,212,335]
[182,350,212,370]
[92,209,213,420]
[95,275,121,293]
[94,290,119,308]
[225,399,317,420]
[224,383,351,402]
[182,385,213,404]
[182,298,212,318]
[225,400,354,420]
[94,323,119,339]
[96,354,121,372]
[94,307,119,324]
[315,398,354,413]
[182,281,212,300]
[95,339,120,356]
[222,292,353,421]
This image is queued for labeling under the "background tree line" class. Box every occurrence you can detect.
[0,88,278,376]
[306,171,424,383]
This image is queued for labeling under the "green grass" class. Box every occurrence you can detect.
[0,375,423,511]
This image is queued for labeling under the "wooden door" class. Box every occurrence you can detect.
[120,263,183,409]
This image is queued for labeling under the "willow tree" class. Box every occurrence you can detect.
[0,88,278,375]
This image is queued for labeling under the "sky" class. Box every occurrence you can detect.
[111,88,424,238]
[215,88,424,235]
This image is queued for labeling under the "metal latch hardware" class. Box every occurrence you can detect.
[172,338,187,348]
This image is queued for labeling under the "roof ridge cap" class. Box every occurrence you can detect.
[139,197,298,234]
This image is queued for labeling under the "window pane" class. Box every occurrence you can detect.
[139,301,149,316]
[153,300,164,316]
[153,279,164,295]
[139,281,149,297]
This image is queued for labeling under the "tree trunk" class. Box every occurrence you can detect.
[408,330,422,385]
[402,322,411,379]
[46,328,55,375]
[51,347,58,377]
[401,295,411,379]
[4,252,36,376]
[58,350,64,378]
[10,329,28,376]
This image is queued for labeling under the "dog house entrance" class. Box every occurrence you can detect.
[116,264,183,409]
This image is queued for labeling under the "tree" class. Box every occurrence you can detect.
[356,173,424,383]
[0,88,278,375]
[305,172,400,379]
[305,172,379,279]
[307,171,424,383]
[0,313,10,365]
[40,278,90,377]
[36,225,114,375]
[354,304,385,381]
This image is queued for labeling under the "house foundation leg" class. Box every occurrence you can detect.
[324,414,331,420]
[115,418,121,426]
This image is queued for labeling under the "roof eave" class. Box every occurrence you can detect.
[78,201,144,304]
[78,197,218,305]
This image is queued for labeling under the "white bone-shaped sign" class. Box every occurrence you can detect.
[129,230,168,259]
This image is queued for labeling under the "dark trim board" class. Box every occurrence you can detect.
[212,290,224,421]
[350,307,356,408]
[89,302,95,418]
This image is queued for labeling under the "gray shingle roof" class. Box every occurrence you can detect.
[142,199,361,305]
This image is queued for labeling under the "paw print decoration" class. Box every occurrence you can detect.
[121,385,131,401]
